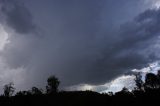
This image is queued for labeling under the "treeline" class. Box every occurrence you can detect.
[3,75,60,97]
[1,72,160,106]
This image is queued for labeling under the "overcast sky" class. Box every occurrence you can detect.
[0,0,160,93]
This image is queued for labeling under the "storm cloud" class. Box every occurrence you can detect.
[0,0,35,34]
[0,0,160,92]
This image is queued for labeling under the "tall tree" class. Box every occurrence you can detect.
[135,72,143,90]
[46,75,60,94]
[157,70,160,85]
[3,82,15,97]
[144,73,159,89]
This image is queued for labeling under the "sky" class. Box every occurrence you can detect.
[0,0,160,93]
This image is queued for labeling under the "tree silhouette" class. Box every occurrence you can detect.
[135,72,143,90]
[157,70,160,77]
[16,91,32,96]
[115,87,133,98]
[1,72,160,105]
[144,73,159,89]
[31,87,43,95]
[157,70,160,85]
[3,82,15,97]
[46,75,60,94]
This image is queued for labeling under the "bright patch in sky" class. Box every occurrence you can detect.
[101,75,136,93]
[154,0,160,8]
[0,24,9,51]
[147,0,160,9]
[102,62,160,93]
[68,62,160,93]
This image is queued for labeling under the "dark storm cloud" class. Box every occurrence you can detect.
[0,0,160,90]
[78,8,160,84]
[0,0,35,34]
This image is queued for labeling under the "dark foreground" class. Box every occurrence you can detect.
[0,89,159,106]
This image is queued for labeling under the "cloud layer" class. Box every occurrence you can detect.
[0,0,160,92]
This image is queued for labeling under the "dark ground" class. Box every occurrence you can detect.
[0,90,159,106]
